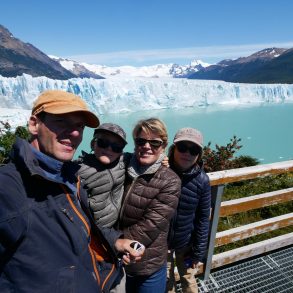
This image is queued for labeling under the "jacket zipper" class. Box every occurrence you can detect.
[60,184,101,286]
[62,183,117,291]
[107,169,118,211]
[118,177,138,228]
[101,263,115,290]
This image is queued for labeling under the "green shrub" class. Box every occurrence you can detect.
[0,121,30,164]
[202,135,259,172]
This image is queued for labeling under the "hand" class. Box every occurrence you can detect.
[161,156,169,167]
[192,261,203,270]
[114,239,145,265]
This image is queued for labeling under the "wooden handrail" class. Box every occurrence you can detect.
[208,160,293,186]
[201,160,293,279]
[219,188,293,216]
[215,213,293,247]
[212,233,293,269]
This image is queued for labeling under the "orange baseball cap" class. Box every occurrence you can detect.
[32,90,99,128]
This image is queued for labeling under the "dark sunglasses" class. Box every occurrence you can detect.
[95,138,124,153]
[135,137,163,149]
[175,142,201,156]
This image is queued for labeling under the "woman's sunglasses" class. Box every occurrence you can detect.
[175,142,201,156]
[95,138,124,153]
[135,137,163,149]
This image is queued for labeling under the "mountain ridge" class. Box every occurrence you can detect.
[0,24,292,83]
[188,48,293,83]
[0,25,76,80]
[52,56,210,79]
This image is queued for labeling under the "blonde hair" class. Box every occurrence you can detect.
[132,118,168,146]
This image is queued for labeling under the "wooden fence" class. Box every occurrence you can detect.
[197,160,293,280]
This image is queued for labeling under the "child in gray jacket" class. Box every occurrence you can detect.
[77,123,129,228]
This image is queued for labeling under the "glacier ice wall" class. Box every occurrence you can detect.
[1,74,293,115]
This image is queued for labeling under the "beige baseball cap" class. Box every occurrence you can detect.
[173,127,203,148]
[32,90,99,128]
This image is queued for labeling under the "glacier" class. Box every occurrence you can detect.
[1,73,293,128]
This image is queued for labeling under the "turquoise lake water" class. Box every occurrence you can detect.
[76,103,293,164]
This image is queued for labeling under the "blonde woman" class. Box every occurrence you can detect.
[119,118,181,293]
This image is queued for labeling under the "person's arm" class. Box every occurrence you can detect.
[123,173,180,247]
[78,168,145,264]
[0,173,27,261]
[191,174,211,265]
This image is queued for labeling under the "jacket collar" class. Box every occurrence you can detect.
[10,138,79,192]
[127,153,165,179]
[172,160,203,178]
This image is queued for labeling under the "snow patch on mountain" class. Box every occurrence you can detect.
[49,56,104,79]
[50,55,210,79]
[80,60,210,78]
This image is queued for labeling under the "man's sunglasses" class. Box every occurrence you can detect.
[95,138,124,153]
[175,142,201,156]
[135,137,163,149]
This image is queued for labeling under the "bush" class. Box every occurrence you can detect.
[202,135,259,172]
[0,121,30,164]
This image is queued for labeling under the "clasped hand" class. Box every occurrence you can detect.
[115,239,145,265]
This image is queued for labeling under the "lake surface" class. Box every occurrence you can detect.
[76,103,293,164]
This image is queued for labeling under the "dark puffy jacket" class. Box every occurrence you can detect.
[168,163,211,262]
[119,158,181,276]
[0,138,122,293]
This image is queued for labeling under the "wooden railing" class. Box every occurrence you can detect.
[197,160,293,280]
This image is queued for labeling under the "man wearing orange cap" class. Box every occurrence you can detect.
[0,90,143,293]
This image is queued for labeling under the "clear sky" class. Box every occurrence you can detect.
[2,0,293,66]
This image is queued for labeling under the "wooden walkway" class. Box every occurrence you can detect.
[193,160,293,292]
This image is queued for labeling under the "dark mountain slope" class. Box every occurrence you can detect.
[0,24,76,79]
[240,48,293,84]
[189,48,292,83]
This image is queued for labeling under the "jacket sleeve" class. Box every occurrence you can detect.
[98,226,123,252]
[0,170,28,263]
[192,174,211,262]
[123,173,181,247]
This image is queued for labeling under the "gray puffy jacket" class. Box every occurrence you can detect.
[77,152,128,228]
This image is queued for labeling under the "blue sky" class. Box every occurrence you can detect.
[2,0,293,66]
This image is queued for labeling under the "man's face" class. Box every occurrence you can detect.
[29,112,85,162]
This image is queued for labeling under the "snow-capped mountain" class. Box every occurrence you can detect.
[189,47,293,83]
[52,57,210,79]
[49,56,104,79]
